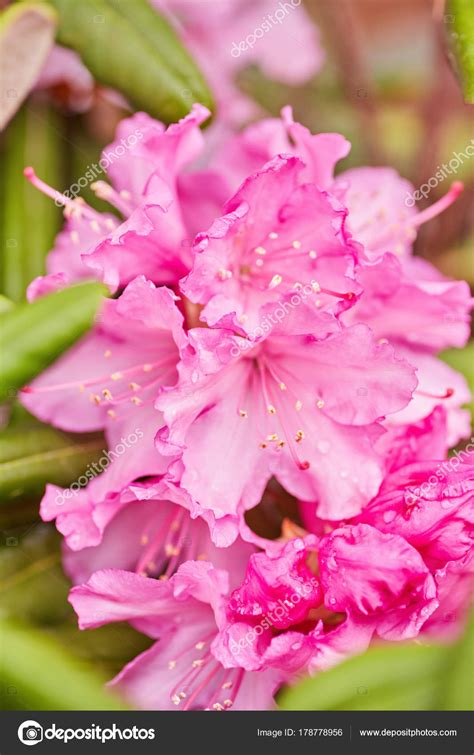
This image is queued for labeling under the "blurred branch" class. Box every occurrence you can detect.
[305,0,384,164]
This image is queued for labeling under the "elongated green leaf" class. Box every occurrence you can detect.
[1,102,63,301]
[0,616,129,709]
[0,3,57,129]
[0,434,105,502]
[0,421,75,465]
[42,0,213,122]
[278,643,448,711]
[446,0,474,103]
[0,281,107,402]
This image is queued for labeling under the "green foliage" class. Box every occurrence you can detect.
[0,103,63,301]
[40,0,213,121]
[0,616,130,710]
[443,611,474,710]
[446,0,474,103]
[0,526,153,708]
[0,423,105,503]
[0,281,107,402]
[279,616,474,711]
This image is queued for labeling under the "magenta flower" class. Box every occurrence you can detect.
[300,459,474,639]
[354,461,474,570]
[213,525,436,676]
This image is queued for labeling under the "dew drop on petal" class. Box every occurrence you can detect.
[383,510,397,524]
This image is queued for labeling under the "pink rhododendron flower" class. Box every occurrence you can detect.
[182,155,360,335]
[41,478,254,585]
[375,406,449,474]
[354,461,474,570]
[156,321,417,532]
[300,460,474,639]
[24,104,213,292]
[21,277,186,498]
[342,251,472,446]
[70,561,281,710]
[212,105,350,192]
[213,525,436,677]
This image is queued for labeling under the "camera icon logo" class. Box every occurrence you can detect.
[18,720,43,746]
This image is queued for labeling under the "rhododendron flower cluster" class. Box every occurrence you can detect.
[21,104,473,711]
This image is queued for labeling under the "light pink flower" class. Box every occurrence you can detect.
[156,322,417,533]
[21,277,185,497]
[182,155,360,335]
[343,252,473,446]
[41,478,254,586]
[212,105,350,192]
[70,561,282,710]
[24,104,212,292]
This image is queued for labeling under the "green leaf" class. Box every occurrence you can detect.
[0,281,107,402]
[0,428,105,502]
[446,0,474,103]
[0,2,57,129]
[0,526,70,624]
[0,616,130,709]
[0,519,153,665]
[51,623,154,680]
[443,611,474,710]
[1,102,63,301]
[278,643,449,711]
[41,0,214,122]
